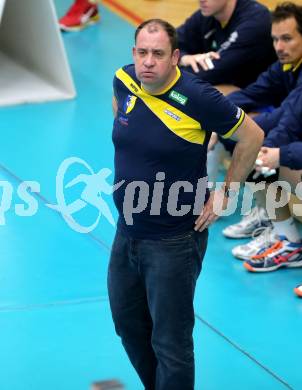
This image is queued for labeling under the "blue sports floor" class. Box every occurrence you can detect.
[0,2,301,389]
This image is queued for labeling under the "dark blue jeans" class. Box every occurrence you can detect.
[107,228,208,390]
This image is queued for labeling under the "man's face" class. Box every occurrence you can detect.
[133,27,179,90]
[272,17,302,65]
[199,0,229,17]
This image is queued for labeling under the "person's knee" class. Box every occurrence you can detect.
[151,334,194,365]
[279,166,302,192]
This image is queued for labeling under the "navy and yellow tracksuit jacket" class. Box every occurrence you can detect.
[113,65,244,238]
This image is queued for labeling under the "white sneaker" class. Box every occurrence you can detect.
[222,206,272,238]
[232,226,279,260]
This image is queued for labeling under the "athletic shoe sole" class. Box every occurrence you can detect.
[223,231,254,239]
[244,260,302,272]
[223,226,271,239]
[60,15,100,31]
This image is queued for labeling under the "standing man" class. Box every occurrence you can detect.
[177,0,276,89]
[108,19,263,390]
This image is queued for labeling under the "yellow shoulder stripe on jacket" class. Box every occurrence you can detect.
[115,68,205,145]
[221,109,245,139]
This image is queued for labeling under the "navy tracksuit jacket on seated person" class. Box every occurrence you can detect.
[229,60,302,135]
[263,92,302,170]
[224,60,302,157]
[177,0,276,87]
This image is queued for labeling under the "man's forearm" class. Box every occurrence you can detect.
[224,140,260,187]
[224,116,264,188]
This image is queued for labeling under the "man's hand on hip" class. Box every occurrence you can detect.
[194,189,228,232]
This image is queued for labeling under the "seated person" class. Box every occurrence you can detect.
[228,2,302,137]
[229,86,302,297]
[177,0,276,89]
[213,2,302,236]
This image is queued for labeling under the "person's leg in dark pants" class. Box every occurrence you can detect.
[140,230,208,390]
[107,231,157,390]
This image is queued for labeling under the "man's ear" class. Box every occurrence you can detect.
[172,48,180,66]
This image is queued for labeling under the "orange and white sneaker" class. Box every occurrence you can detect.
[243,236,302,272]
[59,0,100,32]
[294,284,302,297]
